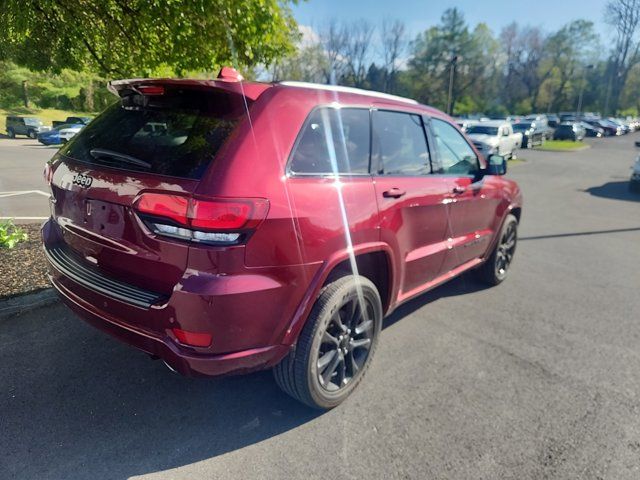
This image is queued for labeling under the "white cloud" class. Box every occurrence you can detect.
[298,25,320,47]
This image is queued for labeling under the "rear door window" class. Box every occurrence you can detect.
[288,108,370,175]
[59,87,247,179]
[372,110,431,175]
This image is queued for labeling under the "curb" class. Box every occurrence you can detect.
[0,288,58,320]
[536,145,590,153]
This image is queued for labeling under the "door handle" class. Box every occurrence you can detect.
[452,186,467,194]
[382,188,406,198]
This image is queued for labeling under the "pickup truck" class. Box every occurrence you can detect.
[52,116,92,128]
[465,121,522,159]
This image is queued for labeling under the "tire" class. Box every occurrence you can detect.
[27,129,36,139]
[273,274,383,409]
[7,128,15,139]
[475,214,518,286]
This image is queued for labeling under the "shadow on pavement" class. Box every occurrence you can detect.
[1,274,487,479]
[384,274,490,330]
[585,181,640,202]
[520,226,640,241]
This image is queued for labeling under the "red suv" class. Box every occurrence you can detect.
[42,71,522,409]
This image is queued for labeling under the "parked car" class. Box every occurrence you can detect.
[553,122,586,141]
[5,116,51,138]
[52,116,93,128]
[512,121,546,148]
[585,119,621,136]
[630,154,640,193]
[465,121,522,158]
[41,73,522,409]
[546,114,560,128]
[37,123,85,145]
[524,115,554,140]
[609,118,630,134]
[454,118,477,132]
[579,121,604,138]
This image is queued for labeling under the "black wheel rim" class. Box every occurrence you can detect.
[316,296,374,392]
[495,222,517,278]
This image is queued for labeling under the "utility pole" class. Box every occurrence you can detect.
[576,64,594,119]
[447,55,458,116]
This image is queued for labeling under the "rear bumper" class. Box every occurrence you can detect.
[42,219,302,377]
[50,274,288,376]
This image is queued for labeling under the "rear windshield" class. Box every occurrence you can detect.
[466,126,499,135]
[59,87,247,179]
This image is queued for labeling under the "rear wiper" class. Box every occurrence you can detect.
[89,148,151,169]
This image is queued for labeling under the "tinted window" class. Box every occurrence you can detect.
[372,110,430,175]
[431,118,479,175]
[289,108,370,175]
[60,88,247,179]
[466,125,498,135]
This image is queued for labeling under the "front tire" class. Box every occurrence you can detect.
[274,275,383,409]
[475,214,518,286]
[7,128,15,139]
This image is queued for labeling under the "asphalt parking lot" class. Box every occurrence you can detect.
[0,138,55,221]
[1,134,640,479]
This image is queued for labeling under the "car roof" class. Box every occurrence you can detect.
[107,77,444,117]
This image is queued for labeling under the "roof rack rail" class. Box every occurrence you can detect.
[278,81,418,105]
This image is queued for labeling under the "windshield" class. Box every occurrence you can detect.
[466,126,499,135]
[55,124,81,131]
[513,123,531,131]
[59,87,247,179]
[24,118,42,126]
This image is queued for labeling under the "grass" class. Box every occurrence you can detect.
[538,140,590,151]
[0,107,94,135]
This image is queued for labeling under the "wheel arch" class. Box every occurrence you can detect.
[279,243,396,347]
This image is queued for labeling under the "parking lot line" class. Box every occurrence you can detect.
[0,216,48,220]
[0,190,50,198]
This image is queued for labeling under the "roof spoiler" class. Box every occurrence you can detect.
[108,69,269,101]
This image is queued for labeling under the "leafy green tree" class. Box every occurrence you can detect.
[407,8,498,114]
[0,0,298,77]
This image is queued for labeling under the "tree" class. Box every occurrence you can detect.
[380,20,406,93]
[499,24,547,111]
[342,20,375,87]
[539,20,598,112]
[0,0,298,77]
[407,8,498,114]
[604,0,640,114]
[318,19,349,83]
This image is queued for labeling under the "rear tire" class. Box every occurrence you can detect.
[274,275,383,409]
[475,214,518,286]
[7,128,15,139]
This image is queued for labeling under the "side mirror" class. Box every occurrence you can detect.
[486,154,507,175]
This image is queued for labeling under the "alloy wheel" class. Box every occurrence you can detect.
[316,295,374,392]
[495,221,517,277]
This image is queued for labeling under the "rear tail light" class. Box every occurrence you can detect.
[134,192,268,245]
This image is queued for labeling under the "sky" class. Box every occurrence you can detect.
[292,0,613,44]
